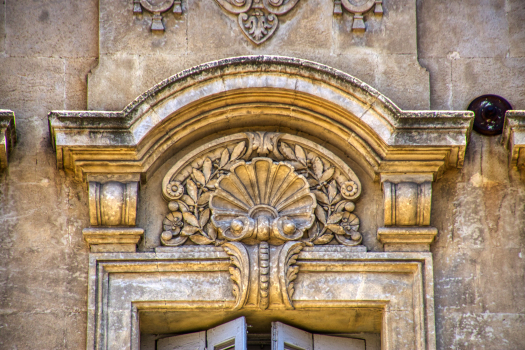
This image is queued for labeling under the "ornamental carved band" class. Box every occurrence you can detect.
[214,0,300,44]
[160,132,363,309]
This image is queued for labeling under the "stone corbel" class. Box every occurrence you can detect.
[377,174,437,252]
[502,110,525,171]
[0,110,17,171]
[82,174,144,252]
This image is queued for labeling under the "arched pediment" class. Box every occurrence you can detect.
[48,56,473,182]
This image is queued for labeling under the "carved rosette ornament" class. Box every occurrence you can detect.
[160,132,362,309]
[334,0,383,32]
[133,0,183,32]
[214,0,300,44]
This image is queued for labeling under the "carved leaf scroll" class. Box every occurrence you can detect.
[160,132,364,310]
[223,242,250,310]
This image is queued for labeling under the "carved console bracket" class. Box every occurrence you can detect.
[0,110,17,171]
[502,110,525,171]
[378,174,437,252]
[82,174,143,252]
[133,0,183,32]
[334,0,383,32]
[214,0,300,44]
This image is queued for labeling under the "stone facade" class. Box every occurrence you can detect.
[1,0,525,349]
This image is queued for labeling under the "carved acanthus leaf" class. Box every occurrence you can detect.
[222,242,250,310]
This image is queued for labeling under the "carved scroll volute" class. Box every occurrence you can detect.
[278,241,304,309]
[222,242,250,310]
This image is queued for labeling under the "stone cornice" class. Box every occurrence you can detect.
[0,110,17,171]
[48,56,473,182]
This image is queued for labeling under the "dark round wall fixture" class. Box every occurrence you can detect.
[468,95,512,135]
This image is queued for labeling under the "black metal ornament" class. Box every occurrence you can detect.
[468,95,512,136]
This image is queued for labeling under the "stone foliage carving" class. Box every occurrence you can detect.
[161,132,362,248]
[160,132,363,309]
[334,0,382,32]
[133,0,183,32]
[214,0,300,44]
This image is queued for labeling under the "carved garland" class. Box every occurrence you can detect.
[160,132,363,309]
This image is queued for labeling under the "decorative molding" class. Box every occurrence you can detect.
[87,249,437,349]
[214,0,300,44]
[133,0,183,32]
[334,0,382,32]
[0,110,17,171]
[502,110,525,170]
[378,174,436,252]
[83,227,144,253]
[48,56,474,184]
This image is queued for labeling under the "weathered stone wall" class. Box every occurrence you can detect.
[0,0,524,349]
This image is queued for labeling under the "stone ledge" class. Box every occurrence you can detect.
[502,110,525,170]
[377,226,438,252]
[83,227,144,252]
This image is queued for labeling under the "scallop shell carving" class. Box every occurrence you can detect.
[210,158,316,244]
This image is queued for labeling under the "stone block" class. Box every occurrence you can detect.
[0,57,65,117]
[508,0,525,57]
[4,0,98,58]
[418,0,510,59]
[418,57,453,110]
[451,58,525,110]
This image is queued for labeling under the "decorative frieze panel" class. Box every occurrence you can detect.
[214,0,300,44]
[133,0,183,32]
[333,0,383,32]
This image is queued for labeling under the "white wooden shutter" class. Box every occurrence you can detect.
[207,316,247,350]
[157,331,206,350]
[271,322,313,350]
[313,334,365,350]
